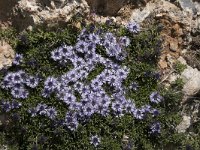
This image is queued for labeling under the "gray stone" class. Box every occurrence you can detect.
[176,115,191,133]
[170,40,179,52]
[178,0,197,14]
[181,66,200,97]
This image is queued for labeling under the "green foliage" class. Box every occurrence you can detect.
[0,21,196,150]
[174,61,187,74]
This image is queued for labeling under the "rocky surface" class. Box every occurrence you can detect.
[0,41,15,70]
[0,0,90,31]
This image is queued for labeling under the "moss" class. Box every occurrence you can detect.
[0,21,198,150]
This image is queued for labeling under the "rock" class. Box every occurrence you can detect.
[181,65,200,97]
[0,41,15,70]
[166,56,200,103]
[176,115,191,133]
[178,0,197,14]
[85,0,127,16]
[130,0,194,71]
[159,60,168,69]
[177,56,187,65]
[168,72,180,83]
[0,0,90,31]
[169,39,179,52]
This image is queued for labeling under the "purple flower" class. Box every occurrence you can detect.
[0,79,12,89]
[116,52,126,61]
[69,102,81,111]
[73,82,84,91]
[79,70,89,80]
[1,101,11,112]
[89,33,100,44]
[125,100,135,114]
[119,36,130,47]
[111,101,124,117]
[83,104,95,117]
[4,73,13,82]
[46,107,57,119]
[51,48,62,61]
[133,109,144,120]
[150,122,161,134]
[126,22,140,33]
[66,70,78,82]
[65,112,79,131]
[76,41,88,53]
[12,72,23,84]
[73,57,85,68]
[13,53,23,65]
[44,77,57,91]
[97,105,109,116]
[104,33,116,43]
[28,108,37,117]
[116,69,128,80]
[11,88,29,99]
[36,104,48,115]
[142,105,151,113]
[13,83,24,90]
[18,70,27,81]
[42,88,51,98]
[102,40,111,49]
[90,135,100,147]
[150,92,163,104]
[106,75,119,87]
[63,93,76,105]
[20,88,29,99]
[106,45,117,57]
[12,101,22,109]
[86,43,96,53]
[151,109,159,117]
[11,88,21,99]
[91,79,103,91]
[60,45,73,56]
[129,82,139,91]
[25,76,39,88]
[80,86,90,96]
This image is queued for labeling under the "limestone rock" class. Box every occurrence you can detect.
[181,66,200,97]
[17,0,89,26]
[0,41,15,70]
[176,115,191,133]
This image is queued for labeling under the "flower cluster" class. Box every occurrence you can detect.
[0,22,163,148]
[0,100,22,112]
[28,104,57,120]
[38,27,163,132]
[0,71,40,99]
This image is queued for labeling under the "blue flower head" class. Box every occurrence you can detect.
[90,135,100,147]
[126,22,140,33]
[150,122,161,134]
[13,53,23,65]
[150,92,163,104]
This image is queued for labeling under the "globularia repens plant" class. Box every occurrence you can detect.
[0,20,192,149]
